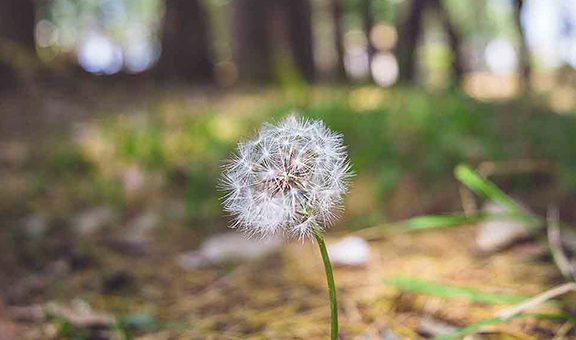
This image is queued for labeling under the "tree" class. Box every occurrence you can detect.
[231,0,315,84]
[513,0,531,91]
[430,0,464,86]
[231,0,274,83]
[330,0,346,81]
[157,0,214,82]
[282,0,315,82]
[395,0,464,86]
[361,0,375,82]
[395,0,426,84]
[0,0,36,91]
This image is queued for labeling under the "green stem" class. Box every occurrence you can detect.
[312,224,338,340]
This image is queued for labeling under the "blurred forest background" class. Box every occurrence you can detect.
[2,0,576,338]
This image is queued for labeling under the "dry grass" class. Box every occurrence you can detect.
[33,225,567,339]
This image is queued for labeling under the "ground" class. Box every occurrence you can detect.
[0,85,575,339]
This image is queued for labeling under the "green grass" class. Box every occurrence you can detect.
[454,164,522,213]
[404,213,489,230]
[40,87,576,224]
[403,212,539,231]
[385,276,529,305]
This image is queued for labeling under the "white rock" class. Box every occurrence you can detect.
[476,201,533,252]
[178,233,280,270]
[328,236,371,267]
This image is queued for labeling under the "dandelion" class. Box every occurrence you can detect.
[221,114,352,339]
[221,115,351,239]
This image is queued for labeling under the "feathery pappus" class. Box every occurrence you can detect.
[221,115,352,239]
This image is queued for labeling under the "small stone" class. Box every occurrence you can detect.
[328,236,371,267]
[178,233,280,270]
[476,201,534,253]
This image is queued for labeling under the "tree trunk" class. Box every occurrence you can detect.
[513,0,531,91]
[157,0,214,83]
[232,0,315,84]
[283,0,315,82]
[430,0,464,86]
[231,0,274,84]
[0,0,35,91]
[361,0,375,82]
[330,0,346,81]
[396,0,426,84]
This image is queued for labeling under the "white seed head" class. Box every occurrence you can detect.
[221,115,352,239]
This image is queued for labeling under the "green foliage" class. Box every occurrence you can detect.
[292,89,503,184]
[47,142,92,174]
[385,276,528,305]
[44,88,576,225]
[454,164,522,212]
[403,211,539,232]
[404,213,487,231]
[48,315,91,340]
[184,164,221,221]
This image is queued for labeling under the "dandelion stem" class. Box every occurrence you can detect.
[312,224,338,340]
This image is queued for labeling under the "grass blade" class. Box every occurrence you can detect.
[454,164,522,213]
[405,213,487,231]
[404,212,541,232]
[385,277,528,305]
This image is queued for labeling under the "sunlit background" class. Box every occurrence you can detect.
[33,0,576,98]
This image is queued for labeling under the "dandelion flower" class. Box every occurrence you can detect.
[221,114,352,339]
[221,114,352,239]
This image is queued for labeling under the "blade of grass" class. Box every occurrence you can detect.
[455,164,522,213]
[404,214,487,231]
[385,277,528,305]
[405,212,541,232]
[431,313,576,340]
[353,212,541,240]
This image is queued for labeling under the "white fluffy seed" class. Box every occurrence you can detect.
[221,115,352,239]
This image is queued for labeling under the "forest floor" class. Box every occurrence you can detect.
[0,85,575,339]
[1,220,567,339]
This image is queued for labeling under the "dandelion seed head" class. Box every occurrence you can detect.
[221,114,352,239]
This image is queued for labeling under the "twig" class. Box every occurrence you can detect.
[547,207,576,282]
[458,184,477,216]
[552,321,574,340]
[496,282,576,320]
